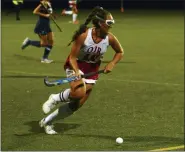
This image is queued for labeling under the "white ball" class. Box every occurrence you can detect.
[116,137,123,144]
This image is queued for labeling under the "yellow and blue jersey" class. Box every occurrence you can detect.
[12,0,23,5]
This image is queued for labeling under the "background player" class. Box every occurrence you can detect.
[21,0,54,63]
[6,0,24,21]
[61,0,79,24]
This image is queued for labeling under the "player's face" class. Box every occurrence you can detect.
[99,14,115,36]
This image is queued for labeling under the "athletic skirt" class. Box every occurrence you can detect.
[64,58,101,84]
[34,20,52,35]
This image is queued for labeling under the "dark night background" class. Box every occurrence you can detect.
[1,0,184,10]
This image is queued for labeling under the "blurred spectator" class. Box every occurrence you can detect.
[6,0,24,20]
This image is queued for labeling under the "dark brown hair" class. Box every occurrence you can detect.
[68,6,110,46]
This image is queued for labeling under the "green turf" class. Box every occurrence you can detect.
[1,9,184,151]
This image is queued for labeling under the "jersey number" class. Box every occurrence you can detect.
[83,54,102,62]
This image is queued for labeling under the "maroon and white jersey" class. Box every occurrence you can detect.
[69,0,77,8]
[78,28,109,63]
[64,28,109,82]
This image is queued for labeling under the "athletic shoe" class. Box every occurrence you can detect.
[39,118,58,135]
[41,58,53,64]
[21,37,30,50]
[42,94,58,114]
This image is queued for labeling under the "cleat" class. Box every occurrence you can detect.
[42,94,58,114]
[39,118,58,135]
[41,58,53,64]
[45,125,58,135]
[21,37,30,50]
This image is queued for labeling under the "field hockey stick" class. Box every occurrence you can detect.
[40,2,62,32]
[44,69,104,87]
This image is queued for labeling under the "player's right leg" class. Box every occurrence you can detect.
[42,69,85,114]
[21,36,42,50]
[40,83,93,135]
[21,37,31,50]
[42,78,86,114]
[21,28,44,50]
[39,118,58,135]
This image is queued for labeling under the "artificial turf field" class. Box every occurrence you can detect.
[1,9,184,151]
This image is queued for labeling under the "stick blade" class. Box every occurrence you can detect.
[44,77,73,87]
[44,77,58,87]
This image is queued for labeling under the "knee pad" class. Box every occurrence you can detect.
[68,99,80,112]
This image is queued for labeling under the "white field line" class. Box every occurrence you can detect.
[4,71,183,86]
[106,78,182,86]
[149,145,184,151]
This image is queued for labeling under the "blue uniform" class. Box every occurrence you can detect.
[34,4,52,35]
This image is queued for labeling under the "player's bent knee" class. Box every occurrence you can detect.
[40,42,48,47]
[73,83,84,91]
[70,83,85,98]
[70,89,86,99]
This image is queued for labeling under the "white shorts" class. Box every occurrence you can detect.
[65,68,96,84]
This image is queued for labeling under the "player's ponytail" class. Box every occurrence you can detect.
[68,6,108,46]
[67,24,87,46]
[67,12,95,46]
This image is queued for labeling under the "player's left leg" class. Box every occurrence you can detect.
[72,6,79,24]
[41,32,54,63]
[15,3,21,20]
[39,83,94,135]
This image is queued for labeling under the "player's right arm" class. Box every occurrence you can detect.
[69,33,86,78]
[33,4,50,18]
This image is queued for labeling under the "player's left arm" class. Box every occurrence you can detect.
[109,32,124,64]
[33,4,50,18]
[104,33,124,73]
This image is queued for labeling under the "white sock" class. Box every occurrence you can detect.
[44,109,59,124]
[52,89,70,102]
[44,103,74,124]
[65,11,72,15]
[73,14,77,22]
